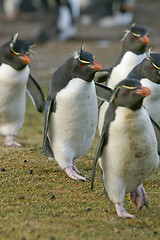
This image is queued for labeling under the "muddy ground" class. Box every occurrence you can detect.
[0,0,160,87]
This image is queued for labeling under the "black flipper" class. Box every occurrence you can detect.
[43,136,54,158]
[43,99,54,158]
[91,100,116,190]
[95,82,113,102]
[91,132,106,190]
[150,117,160,155]
[27,74,45,112]
[94,69,110,83]
[98,100,105,109]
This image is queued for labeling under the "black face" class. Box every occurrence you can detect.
[113,79,151,110]
[71,49,102,82]
[122,25,150,54]
[0,37,31,71]
[11,39,31,55]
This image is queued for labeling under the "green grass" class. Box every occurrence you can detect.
[0,88,159,240]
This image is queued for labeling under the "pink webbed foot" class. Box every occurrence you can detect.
[130,184,148,211]
[64,166,88,181]
[3,135,22,147]
[115,203,137,219]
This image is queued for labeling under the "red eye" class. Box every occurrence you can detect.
[132,36,135,40]
[151,67,155,70]
[126,90,130,94]
[12,53,15,56]
[80,64,83,67]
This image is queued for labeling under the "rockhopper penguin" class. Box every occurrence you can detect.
[91,79,159,218]
[43,47,102,181]
[0,33,45,146]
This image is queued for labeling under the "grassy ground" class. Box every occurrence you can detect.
[0,88,159,240]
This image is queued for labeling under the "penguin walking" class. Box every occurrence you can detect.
[127,51,160,124]
[98,24,150,133]
[43,47,102,181]
[91,79,159,218]
[0,33,45,146]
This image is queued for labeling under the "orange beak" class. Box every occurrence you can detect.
[19,54,30,64]
[89,62,102,71]
[140,35,150,44]
[135,86,151,96]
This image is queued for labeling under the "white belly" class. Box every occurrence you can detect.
[48,78,98,169]
[0,64,30,135]
[100,107,159,203]
[107,52,146,88]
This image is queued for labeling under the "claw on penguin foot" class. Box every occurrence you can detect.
[115,203,137,219]
[73,161,81,174]
[130,184,148,211]
[65,166,87,181]
[144,202,149,209]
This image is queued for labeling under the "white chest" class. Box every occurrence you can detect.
[49,78,98,159]
[0,64,30,102]
[0,63,30,85]
[0,64,30,135]
[108,52,146,88]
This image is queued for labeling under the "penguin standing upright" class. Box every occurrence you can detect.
[98,24,150,133]
[92,79,159,218]
[127,51,160,124]
[0,33,45,146]
[43,47,102,181]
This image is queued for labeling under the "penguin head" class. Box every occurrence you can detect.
[144,51,160,84]
[122,24,150,54]
[112,79,151,110]
[71,46,102,82]
[1,33,32,70]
